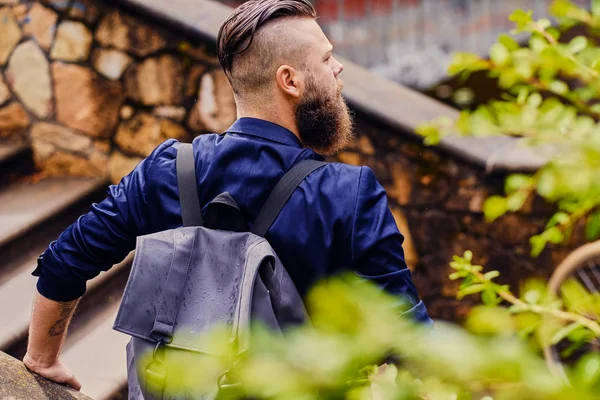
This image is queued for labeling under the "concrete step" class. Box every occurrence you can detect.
[0,177,107,248]
[62,304,129,400]
[0,141,29,166]
[0,254,133,353]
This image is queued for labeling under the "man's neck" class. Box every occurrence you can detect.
[236,107,301,142]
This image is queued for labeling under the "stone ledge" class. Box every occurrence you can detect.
[0,351,92,400]
[108,0,547,174]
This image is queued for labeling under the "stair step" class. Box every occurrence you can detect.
[0,141,29,166]
[0,254,133,352]
[62,304,129,400]
[0,177,107,248]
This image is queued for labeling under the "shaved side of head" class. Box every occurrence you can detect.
[218,0,317,106]
[229,18,309,99]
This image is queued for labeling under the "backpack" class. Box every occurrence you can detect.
[113,143,326,399]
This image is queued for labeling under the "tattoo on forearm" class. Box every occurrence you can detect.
[48,301,76,336]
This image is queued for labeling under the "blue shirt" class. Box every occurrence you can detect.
[37,118,431,324]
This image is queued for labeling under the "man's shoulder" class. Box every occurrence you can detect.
[309,161,367,196]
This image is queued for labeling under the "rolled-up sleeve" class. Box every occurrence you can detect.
[351,166,432,325]
[35,139,177,302]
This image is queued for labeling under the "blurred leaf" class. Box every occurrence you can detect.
[550,322,584,344]
[507,191,529,211]
[585,211,600,240]
[484,196,509,221]
[458,283,487,299]
[465,306,515,335]
[568,36,588,54]
[505,174,531,194]
[491,43,510,66]
[593,0,600,16]
[509,9,534,30]
[498,33,520,51]
[574,353,600,387]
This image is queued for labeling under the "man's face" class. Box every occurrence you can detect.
[292,19,354,155]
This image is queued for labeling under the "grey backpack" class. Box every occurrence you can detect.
[113,143,326,399]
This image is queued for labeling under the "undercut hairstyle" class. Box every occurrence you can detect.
[218,0,317,97]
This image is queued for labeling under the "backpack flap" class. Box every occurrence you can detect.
[113,226,268,354]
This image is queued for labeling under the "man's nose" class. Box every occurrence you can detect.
[332,56,344,77]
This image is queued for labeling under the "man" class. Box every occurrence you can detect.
[24,0,431,390]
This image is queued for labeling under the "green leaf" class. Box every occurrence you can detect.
[549,80,569,95]
[490,43,510,66]
[505,174,531,194]
[464,250,473,262]
[483,196,508,222]
[545,212,570,230]
[545,226,564,244]
[586,211,600,241]
[498,33,519,51]
[592,0,600,16]
[574,353,600,387]
[483,271,500,280]
[458,283,487,299]
[507,191,528,211]
[568,36,588,54]
[530,234,548,257]
[465,306,514,334]
[550,322,584,345]
[537,18,552,30]
[509,9,534,29]
[527,92,543,108]
[481,289,501,306]
[523,288,542,305]
[590,104,600,115]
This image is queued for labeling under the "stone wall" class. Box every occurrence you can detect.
[0,0,577,321]
[0,0,236,182]
[341,115,582,320]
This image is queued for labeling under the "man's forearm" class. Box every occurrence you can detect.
[26,292,79,366]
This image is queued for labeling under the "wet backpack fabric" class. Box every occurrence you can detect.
[113,143,326,399]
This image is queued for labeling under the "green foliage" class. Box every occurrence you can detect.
[418,0,600,256]
[147,273,600,399]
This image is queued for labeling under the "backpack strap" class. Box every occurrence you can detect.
[251,159,326,237]
[176,143,203,227]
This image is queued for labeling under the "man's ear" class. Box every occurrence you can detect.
[276,65,304,100]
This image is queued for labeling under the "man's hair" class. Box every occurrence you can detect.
[218,0,317,96]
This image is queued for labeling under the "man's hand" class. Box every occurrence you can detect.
[25,292,81,390]
[23,354,81,390]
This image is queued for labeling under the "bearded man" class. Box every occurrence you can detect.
[24,0,431,390]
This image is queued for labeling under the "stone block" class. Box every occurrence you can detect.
[390,206,418,270]
[0,351,92,400]
[153,106,186,122]
[6,41,52,118]
[0,9,22,66]
[92,48,132,80]
[114,113,189,158]
[108,150,142,184]
[51,21,93,62]
[0,102,30,139]
[385,155,414,206]
[31,122,93,154]
[125,55,183,105]
[69,0,101,24]
[0,74,9,106]
[22,3,57,51]
[96,11,167,57]
[187,69,236,133]
[53,62,124,138]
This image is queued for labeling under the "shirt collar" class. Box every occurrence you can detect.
[225,117,303,148]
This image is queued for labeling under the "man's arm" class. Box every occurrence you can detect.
[24,139,179,387]
[350,166,432,325]
[23,293,81,390]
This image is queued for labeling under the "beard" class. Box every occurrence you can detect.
[294,74,354,156]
